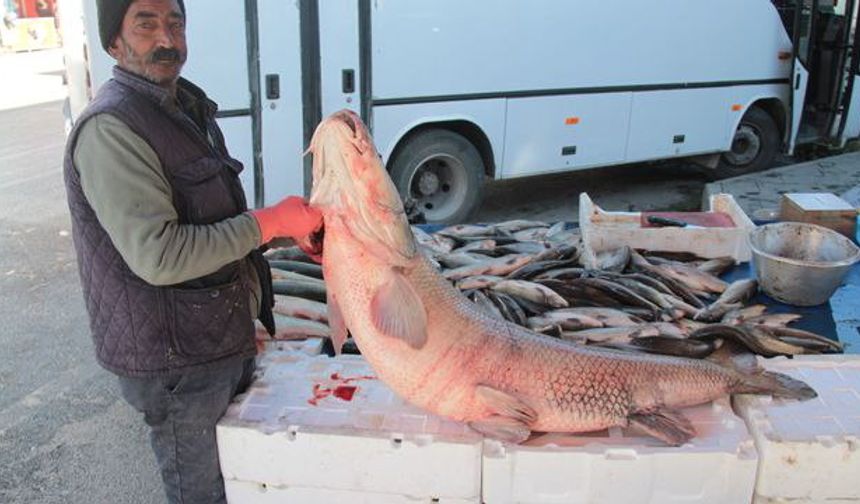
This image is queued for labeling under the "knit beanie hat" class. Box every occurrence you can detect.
[97,0,186,52]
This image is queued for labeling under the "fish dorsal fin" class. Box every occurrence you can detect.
[327,291,348,355]
[475,385,538,424]
[628,409,696,446]
[370,268,428,349]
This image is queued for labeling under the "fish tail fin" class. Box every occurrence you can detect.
[707,341,817,401]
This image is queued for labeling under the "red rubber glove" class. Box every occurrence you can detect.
[251,196,323,245]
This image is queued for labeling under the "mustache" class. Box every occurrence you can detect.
[149,47,181,64]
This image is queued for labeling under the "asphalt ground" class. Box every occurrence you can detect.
[0,50,166,502]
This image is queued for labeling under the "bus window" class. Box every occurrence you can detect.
[773,0,799,37]
[797,0,817,66]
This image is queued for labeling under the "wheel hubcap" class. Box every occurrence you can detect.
[724,124,762,166]
[407,154,468,222]
[417,170,441,196]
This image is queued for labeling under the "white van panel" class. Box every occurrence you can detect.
[371,0,792,100]
[371,99,507,167]
[627,89,731,162]
[182,0,249,111]
[319,0,361,118]
[59,0,90,119]
[502,93,633,177]
[80,0,111,92]
[218,117,255,206]
[258,0,305,205]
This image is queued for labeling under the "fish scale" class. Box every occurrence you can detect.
[310,109,815,445]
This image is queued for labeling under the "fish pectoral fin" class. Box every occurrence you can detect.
[627,409,696,446]
[327,291,348,354]
[370,270,428,349]
[469,416,532,444]
[475,385,537,424]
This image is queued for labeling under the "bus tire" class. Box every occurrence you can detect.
[712,107,780,179]
[389,129,485,224]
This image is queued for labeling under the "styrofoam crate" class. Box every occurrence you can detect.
[734,355,860,503]
[258,337,325,360]
[753,498,857,504]
[580,192,755,265]
[224,479,478,503]
[217,354,483,502]
[482,397,758,504]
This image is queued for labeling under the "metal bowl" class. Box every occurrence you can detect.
[748,222,860,306]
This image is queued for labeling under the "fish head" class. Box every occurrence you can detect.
[308,109,416,260]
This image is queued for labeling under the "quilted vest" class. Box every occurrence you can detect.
[64,67,266,377]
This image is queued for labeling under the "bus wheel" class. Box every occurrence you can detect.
[389,129,485,224]
[712,107,780,179]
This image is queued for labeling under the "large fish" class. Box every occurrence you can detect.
[307,110,815,446]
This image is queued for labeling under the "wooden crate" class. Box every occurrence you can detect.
[779,193,857,238]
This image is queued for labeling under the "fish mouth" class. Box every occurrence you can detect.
[332,110,370,157]
[334,110,358,135]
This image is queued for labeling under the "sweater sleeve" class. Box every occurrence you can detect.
[74,113,264,286]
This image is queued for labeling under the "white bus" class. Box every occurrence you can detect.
[61,0,860,223]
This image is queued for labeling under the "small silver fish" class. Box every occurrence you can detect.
[492,219,550,234]
[443,254,534,281]
[273,295,329,323]
[656,263,728,294]
[456,275,504,291]
[491,279,569,308]
[437,223,497,239]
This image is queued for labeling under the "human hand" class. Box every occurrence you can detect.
[251,196,323,245]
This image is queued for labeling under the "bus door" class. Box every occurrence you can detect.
[783,0,815,151]
[257,0,306,205]
[834,0,860,144]
[805,0,857,144]
[785,0,859,148]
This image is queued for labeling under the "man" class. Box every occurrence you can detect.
[62,1,322,502]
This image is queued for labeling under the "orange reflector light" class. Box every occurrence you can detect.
[778,51,792,61]
[731,104,743,112]
[565,117,580,125]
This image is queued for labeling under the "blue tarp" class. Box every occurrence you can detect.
[723,263,858,353]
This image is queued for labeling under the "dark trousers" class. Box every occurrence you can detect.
[118,357,255,504]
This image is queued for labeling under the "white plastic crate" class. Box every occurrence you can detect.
[734,355,860,503]
[482,398,758,504]
[579,192,755,265]
[217,353,483,503]
[224,479,477,504]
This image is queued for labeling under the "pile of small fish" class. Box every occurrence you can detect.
[264,219,843,359]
